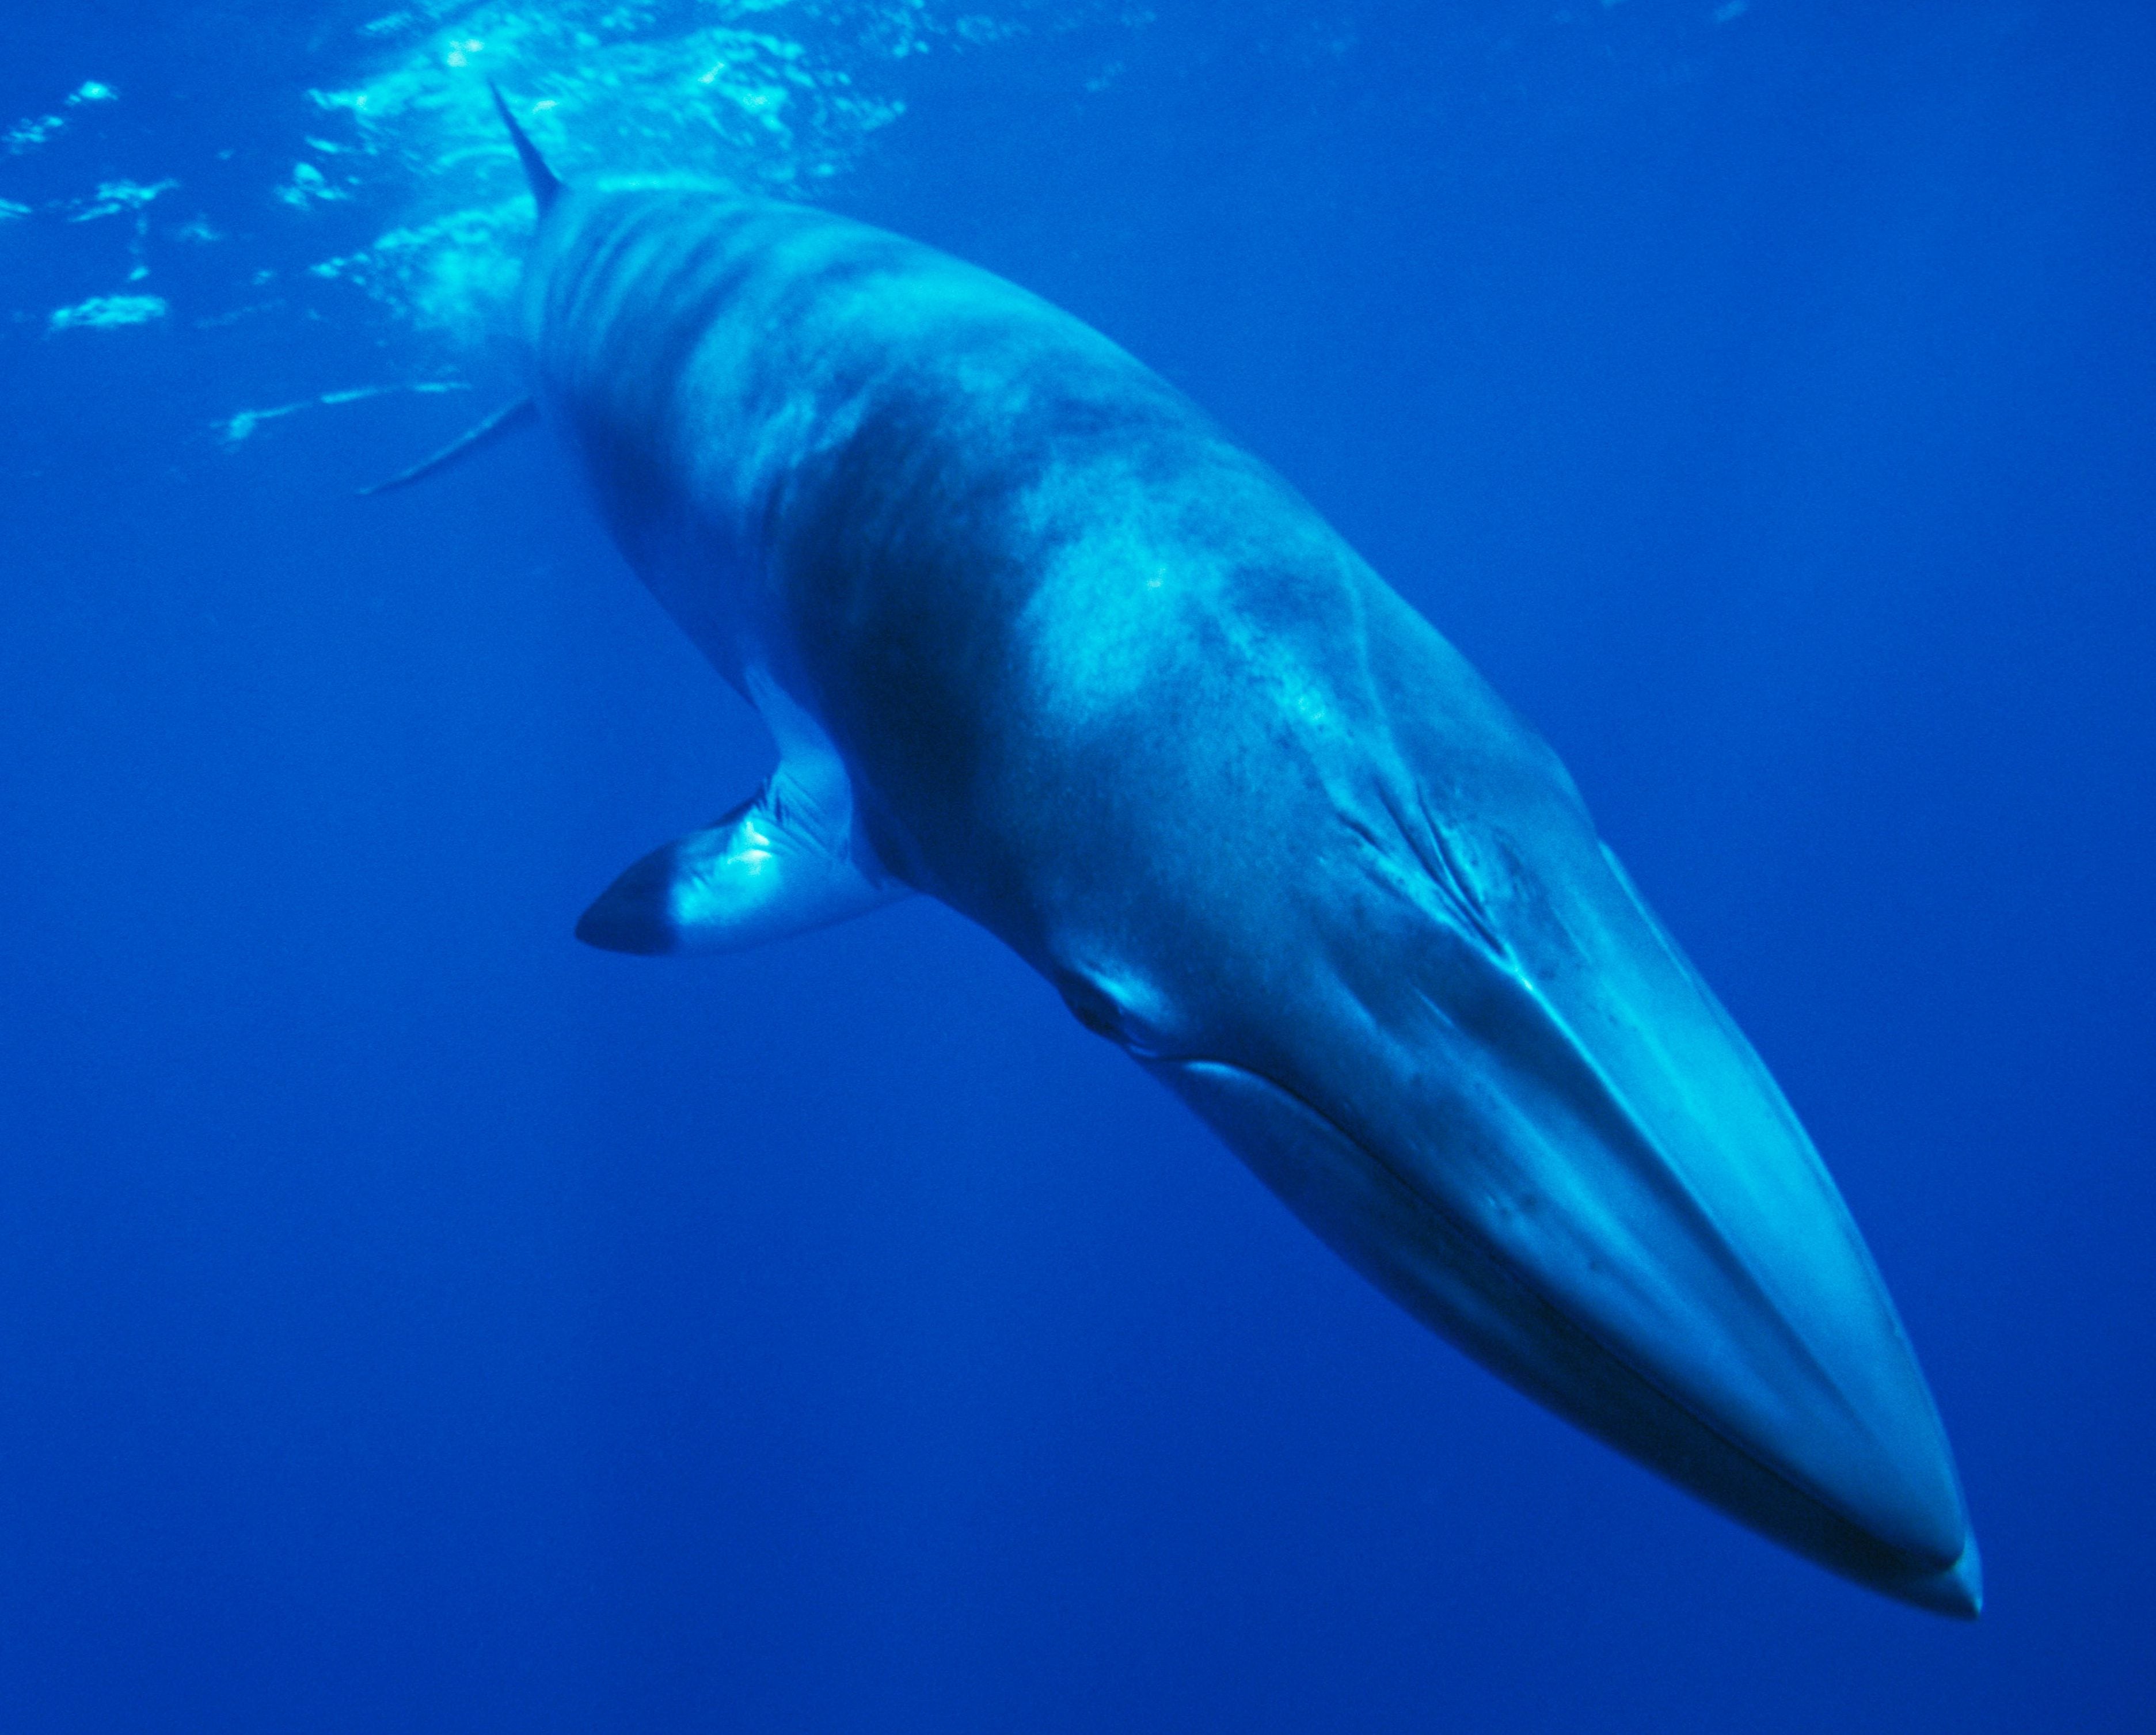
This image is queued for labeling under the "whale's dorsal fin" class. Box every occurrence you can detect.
[576,671,910,956]
[357,85,559,498]
[488,82,563,216]
[357,395,539,497]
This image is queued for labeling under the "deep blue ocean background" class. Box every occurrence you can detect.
[3,3,2151,1729]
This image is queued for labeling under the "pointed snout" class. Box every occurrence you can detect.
[1905,1538,1984,1619]
[1404,836,1978,1609]
[1155,821,1977,1612]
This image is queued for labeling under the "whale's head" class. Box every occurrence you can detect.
[1023,572,1978,1615]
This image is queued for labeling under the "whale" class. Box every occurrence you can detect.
[409,91,1979,1614]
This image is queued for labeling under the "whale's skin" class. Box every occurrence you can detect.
[516,174,1978,1614]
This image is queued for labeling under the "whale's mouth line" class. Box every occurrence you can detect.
[1158,1052,1955,1577]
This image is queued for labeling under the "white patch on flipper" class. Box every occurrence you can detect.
[576,665,907,956]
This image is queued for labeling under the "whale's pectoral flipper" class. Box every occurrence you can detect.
[358,397,540,498]
[576,773,904,956]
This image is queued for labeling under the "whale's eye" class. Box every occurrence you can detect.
[1057,973,1125,1040]
[1054,968,1174,1059]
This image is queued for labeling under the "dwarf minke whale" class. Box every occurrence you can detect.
[398,92,1979,1614]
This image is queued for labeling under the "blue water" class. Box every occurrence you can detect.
[2,3,2150,1728]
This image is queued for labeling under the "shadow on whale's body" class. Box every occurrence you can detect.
[387,90,1978,1615]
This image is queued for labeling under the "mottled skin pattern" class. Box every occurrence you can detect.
[521,176,1978,1613]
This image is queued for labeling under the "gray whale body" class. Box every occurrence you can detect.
[479,121,1976,1614]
